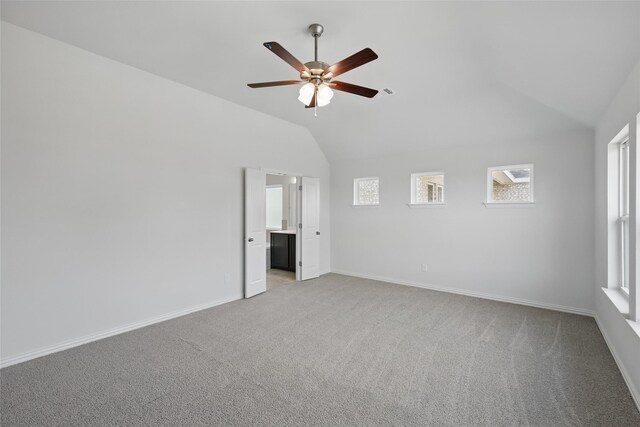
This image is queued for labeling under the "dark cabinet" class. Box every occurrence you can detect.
[270,232,296,271]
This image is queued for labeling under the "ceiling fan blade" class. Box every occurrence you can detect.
[263,42,309,73]
[325,48,378,78]
[330,81,378,98]
[247,80,303,88]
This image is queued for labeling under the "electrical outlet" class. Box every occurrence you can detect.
[421,263,428,272]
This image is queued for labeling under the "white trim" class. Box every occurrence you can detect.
[260,167,305,177]
[610,124,631,147]
[331,270,593,317]
[628,318,640,337]
[0,294,242,369]
[603,287,631,316]
[594,314,640,411]
[618,139,630,291]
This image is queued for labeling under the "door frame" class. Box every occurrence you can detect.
[257,168,306,282]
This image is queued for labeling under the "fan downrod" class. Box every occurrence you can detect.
[301,23,330,81]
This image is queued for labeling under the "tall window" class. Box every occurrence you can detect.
[353,177,379,205]
[619,138,630,292]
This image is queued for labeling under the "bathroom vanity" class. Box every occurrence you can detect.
[270,230,296,272]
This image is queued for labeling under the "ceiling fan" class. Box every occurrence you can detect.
[247,24,379,114]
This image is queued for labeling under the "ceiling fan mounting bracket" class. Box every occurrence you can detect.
[308,23,324,38]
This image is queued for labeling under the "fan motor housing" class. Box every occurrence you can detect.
[302,61,331,81]
[304,61,329,73]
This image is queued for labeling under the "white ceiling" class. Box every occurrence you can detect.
[2,1,639,161]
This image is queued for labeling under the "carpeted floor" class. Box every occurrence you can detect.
[1,273,639,426]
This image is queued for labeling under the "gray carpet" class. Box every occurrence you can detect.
[1,273,639,426]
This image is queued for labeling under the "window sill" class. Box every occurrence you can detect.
[406,203,447,208]
[483,202,536,208]
[629,319,640,338]
[351,204,380,208]
[601,287,640,339]
[602,287,630,317]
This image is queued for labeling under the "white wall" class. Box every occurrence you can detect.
[0,23,331,364]
[331,129,594,313]
[594,59,640,406]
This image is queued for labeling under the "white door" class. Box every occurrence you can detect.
[244,168,266,298]
[300,177,320,280]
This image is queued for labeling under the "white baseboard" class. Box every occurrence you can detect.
[0,293,243,369]
[331,270,594,317]
[594,315,640,411]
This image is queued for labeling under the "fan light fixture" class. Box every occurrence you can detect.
[248,23,379,117]
[316,84,334,106]
[298,83,315,105]
[298,83,334,107]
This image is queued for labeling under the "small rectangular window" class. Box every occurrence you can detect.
[353,177,379,205]
[487,164,534,203]
[411,172,445,204]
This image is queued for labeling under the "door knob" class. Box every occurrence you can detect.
[316,231,321,235]
[248,238,254,242]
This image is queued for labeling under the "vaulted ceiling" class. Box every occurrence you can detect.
[2,1,639,161]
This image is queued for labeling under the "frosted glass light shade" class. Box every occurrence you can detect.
[298,83,315,106]
[317,84,333,107]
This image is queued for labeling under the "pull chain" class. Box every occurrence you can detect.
[314,86,318,117]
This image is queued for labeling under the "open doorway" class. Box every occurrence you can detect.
[245,168,320,298]
[266,174,298,290]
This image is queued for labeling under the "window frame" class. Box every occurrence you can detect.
[410,172,446,205]
[618,138,630,294]
[353,176,380,206]
[486,163,535,204]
